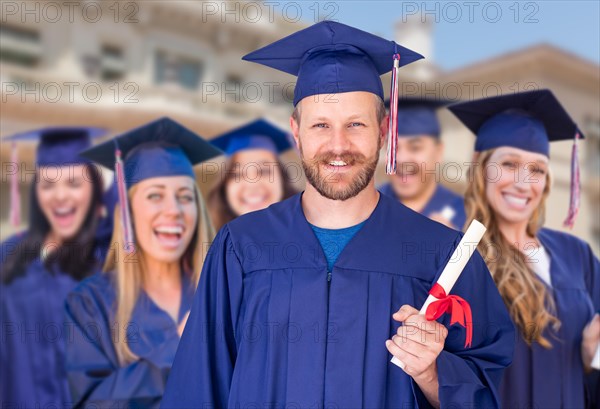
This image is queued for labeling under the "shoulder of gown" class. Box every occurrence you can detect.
[223,192,463,278]
[538,227,595,253]
[228,192,460,244]
[66,271,116,319]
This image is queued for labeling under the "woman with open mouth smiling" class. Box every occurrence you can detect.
[1,127,110,409]
[64,117,221,408]
[207,118,297,230]
[450,89,600,409]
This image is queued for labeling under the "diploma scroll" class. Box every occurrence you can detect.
[391,220,487,369]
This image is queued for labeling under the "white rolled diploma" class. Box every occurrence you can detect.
[391,219,487,369]
[592,344,600,371]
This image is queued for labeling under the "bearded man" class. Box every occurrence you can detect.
[162,21,514,409]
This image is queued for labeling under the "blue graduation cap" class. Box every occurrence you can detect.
[447,89,583,156]
[393,97,452,138]
[448,89,583,228]
[80,117,222,252]
[210,118,293,156]
[6,127,106,166]
[242,20,424,174]
[81,117,222,187]
[242,21,423,107]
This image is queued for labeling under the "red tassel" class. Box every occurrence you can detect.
[9,142,21,229]
[426,283,473,348]
[115,149,135,253]
[386,53,401,175]
[563,132,581,229]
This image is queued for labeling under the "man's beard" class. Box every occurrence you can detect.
[300,140,381,201]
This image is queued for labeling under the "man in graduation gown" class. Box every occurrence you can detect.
[379,98,467,230]
[162,21,515,409]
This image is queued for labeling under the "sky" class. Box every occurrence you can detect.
[294,1,600,71]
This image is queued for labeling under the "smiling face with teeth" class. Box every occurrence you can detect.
[36,164,94,243]
[485,147,549,228]
[290,91,387,201]
[225,149,285,216]
[130,176,198,265]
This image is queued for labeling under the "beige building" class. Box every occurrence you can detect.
[1,4,599,254]
[0,1,305,238]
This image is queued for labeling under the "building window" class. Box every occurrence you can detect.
[154,51,170,84]
[154,50,202,90]
[0,25,41,67]
[101,45,125,81]
[177,57,201,90]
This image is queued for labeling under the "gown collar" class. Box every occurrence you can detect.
[290,191,387,272]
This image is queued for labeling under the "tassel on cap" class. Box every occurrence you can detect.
[114,146,135,253]
[563,132,581,229]
[386,53,401,175]
[9,142,21,229]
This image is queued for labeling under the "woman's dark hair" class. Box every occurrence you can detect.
[208,157,297,230]
[1,164,104,284]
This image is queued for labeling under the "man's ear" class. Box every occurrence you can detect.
[435,139,444,162]
[380,114,389,145]
[290,107,301,149]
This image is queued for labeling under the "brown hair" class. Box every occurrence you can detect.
[464,149,560,348]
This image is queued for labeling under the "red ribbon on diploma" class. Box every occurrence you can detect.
[425,283,473,348]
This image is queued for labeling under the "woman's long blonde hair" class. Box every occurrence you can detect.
[103,183,215,363]
[464,149,559,348]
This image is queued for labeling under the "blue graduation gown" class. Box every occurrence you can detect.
[0,233,104,409]
[379,183,467,229]
[499,228,600,409]
[64,271,194,409]
[162,193,515,408]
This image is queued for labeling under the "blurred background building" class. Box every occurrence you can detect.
[1,1,598,253]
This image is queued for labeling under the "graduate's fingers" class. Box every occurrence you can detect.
[391,334,428,357]
[392,304,419,322]
[385,339,405,368]
[403,314,443,332]
[391,334,442,371]
[394,329,445,363]
[386,339,415,366]
[396,324,448,347]
[402,315,449,337]
[385,339,425,377]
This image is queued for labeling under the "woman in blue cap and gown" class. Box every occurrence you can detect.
[1,127,110,408]
[379,97,466,229]
[449,89,600,408]
[207,118,297,230]
[163,21,515,409]
[64,117,222,408]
